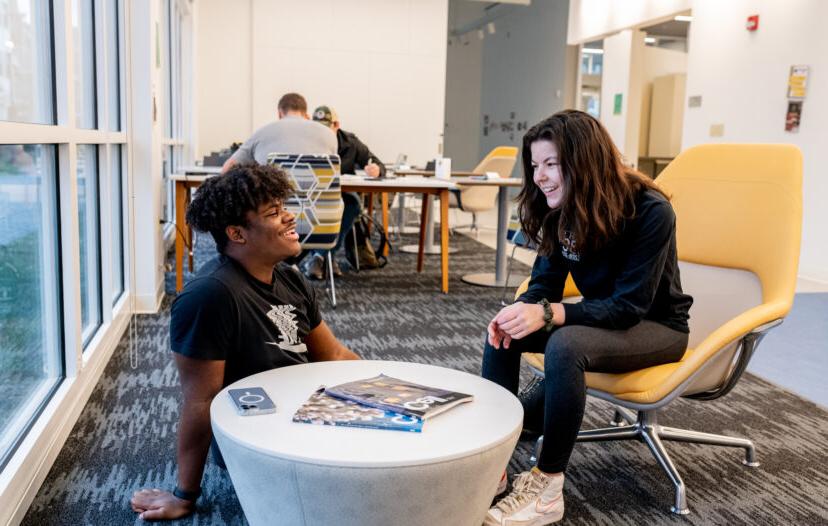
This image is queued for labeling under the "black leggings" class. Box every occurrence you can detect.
[481,321,688,473]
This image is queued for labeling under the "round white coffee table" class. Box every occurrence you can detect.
[211,360,523,526]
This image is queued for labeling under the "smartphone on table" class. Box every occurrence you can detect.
[228,387,277,416]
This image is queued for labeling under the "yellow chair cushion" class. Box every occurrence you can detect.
[525,350,691,405]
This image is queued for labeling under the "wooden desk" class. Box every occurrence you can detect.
[178,165,223,175]
[171,174,209,292]
[392,169,484,178]
[172,174,457,294]
[341,176,456,293]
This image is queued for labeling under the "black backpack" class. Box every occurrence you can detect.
[345,213,390,270]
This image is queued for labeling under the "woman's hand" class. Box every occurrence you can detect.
[495,302,546,343]
[487,315,512,349]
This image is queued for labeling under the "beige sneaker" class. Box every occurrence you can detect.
[484,468,564,526]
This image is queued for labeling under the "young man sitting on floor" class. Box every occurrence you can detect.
[130,164,359,521]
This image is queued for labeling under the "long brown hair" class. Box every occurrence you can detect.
[517,110,667,256]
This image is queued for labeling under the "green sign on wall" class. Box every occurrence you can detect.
[613,93,623,115]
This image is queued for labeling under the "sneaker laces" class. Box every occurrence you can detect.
[495,470,548,514]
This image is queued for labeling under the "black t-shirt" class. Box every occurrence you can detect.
[170,255,322,387]
[518,189,693,333]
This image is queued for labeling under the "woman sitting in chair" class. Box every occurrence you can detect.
[482,110,693,526]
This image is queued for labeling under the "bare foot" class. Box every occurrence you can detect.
[130,488,194,521]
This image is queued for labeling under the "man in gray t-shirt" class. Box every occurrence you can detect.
[222,93,336,172]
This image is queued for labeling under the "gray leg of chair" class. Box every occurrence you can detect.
[576,424,640,442]
[351,228,360,273]
[530,435,543,464]
[641,425,689,515]
[659,426,759,467]
[611,406,637,427]
[326,251,337,308]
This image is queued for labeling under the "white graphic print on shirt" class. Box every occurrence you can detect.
[561,231,580,262]
[264,304,308,354]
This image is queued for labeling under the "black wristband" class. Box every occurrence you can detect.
[538,299,555,331]
[173,485,201,502]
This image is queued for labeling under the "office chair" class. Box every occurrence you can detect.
[518,144,802,514]
[268,153,344,307]
[450,146,518,235]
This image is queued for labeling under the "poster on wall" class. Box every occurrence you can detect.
[787,65,809,99]
[613,93,623,115]
[482,113,528,141]
[785,101,802,133]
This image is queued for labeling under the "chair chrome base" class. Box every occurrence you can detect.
[326,251,337,308]
[532,408,759,515]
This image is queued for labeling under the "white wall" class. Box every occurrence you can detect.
[196,0,449,167]
[194,0,251,158]
[682,0,828,282]
[443,0,571,173]
[570,0,828,283]
[478,0,571,172]
[443,0,485,171]
[600,29,645,167]
[567,0,691,44]
[639,46,688,156]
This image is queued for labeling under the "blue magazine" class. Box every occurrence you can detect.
[292,387,423,433]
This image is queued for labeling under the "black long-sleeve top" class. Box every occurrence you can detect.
[517,189,692,333]
[336,128,386,177]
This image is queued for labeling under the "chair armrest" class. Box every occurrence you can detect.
[671,300,790,381]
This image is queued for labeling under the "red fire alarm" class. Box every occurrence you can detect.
[746,14,759,31]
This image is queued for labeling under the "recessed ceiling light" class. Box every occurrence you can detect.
[644,37,656,44]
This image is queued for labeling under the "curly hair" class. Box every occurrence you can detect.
[517,110,668,256]
[185,163,292,253]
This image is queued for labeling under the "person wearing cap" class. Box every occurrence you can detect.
[221,93,337,173]
[305,105,387,280]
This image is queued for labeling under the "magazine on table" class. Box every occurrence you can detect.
[292,387,424,433]
[324,374,473,420]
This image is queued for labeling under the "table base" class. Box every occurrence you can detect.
[400,244,459,255]
[461,272,526,288]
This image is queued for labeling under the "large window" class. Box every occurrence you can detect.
[162,0,185,226]
[72,0,97,129]
[105,0,121,131]
[0,144,63,470]
[0,0,54,124]
[77,144,101,347]
[0,0,139,494]
[109,145,124,303]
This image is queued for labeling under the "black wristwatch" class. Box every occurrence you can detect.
[537,299,555,332]
[173,485,202,502]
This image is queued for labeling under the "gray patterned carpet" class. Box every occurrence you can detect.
[22,231,828,526]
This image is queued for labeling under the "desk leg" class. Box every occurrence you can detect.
[417,194,428,273]
[175,181,187,292]
[400,192,457,255]
[381,192,389,257]
[366,195,374,236]
[440,189,449,294]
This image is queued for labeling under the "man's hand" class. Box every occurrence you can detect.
[131,488,194,521]
[494,302,546,342]
[364,162,381,178]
